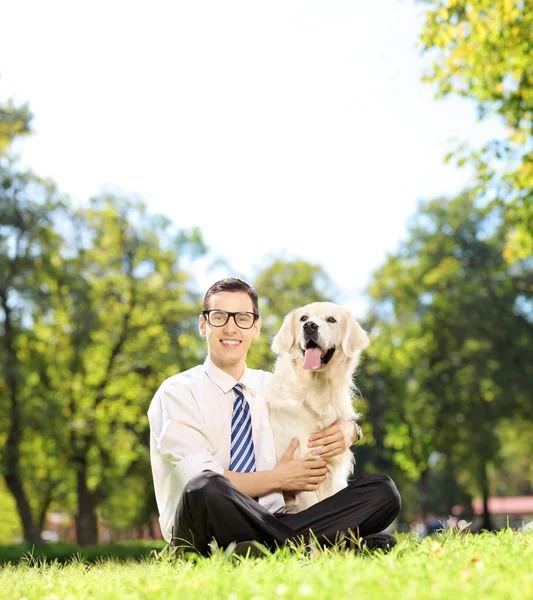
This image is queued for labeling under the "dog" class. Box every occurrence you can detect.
[267,302,370,513]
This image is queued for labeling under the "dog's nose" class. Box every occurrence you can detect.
[303,321,318,332]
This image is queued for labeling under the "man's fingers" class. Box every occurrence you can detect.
[306,466,329,476]
[304,483,322,491]
[308,475,327,484]
[320,449,342,458]
[309,424,340,443]
[314,443,344,457]
[306,460,328,471]
[308,433,341,448]
[282,437,300,459]
[306,469,329,478]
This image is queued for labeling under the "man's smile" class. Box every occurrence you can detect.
[220,339,242,348]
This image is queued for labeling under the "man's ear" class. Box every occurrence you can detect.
[342,312,370,358]
[199,314,207,337]
[272,312,296,354]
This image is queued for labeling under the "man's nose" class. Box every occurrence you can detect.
[303,321,318,332]
[223,315,239,331]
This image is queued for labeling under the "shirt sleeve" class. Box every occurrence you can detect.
[148,380,224,487]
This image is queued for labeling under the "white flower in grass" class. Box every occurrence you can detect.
[276,584,288,595]
[298,583,313,595]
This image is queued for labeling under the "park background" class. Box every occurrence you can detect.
[1,0,532,547]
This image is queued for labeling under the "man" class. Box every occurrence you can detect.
[148,278,400,556]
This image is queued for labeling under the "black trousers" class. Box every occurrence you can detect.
[172,471,401,555]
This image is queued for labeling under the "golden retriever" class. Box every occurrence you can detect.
[267,302,370,513]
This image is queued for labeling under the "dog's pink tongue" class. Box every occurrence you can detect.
[303,347,322,370]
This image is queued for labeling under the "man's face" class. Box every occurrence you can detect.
[199,291,261,372]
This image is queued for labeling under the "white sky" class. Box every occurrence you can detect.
[0,0,503,317]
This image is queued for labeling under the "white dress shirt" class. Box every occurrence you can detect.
[147,356,285,542]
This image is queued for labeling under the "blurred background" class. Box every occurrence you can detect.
[1,0,532,546]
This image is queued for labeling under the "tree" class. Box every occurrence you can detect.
[0,94,32,155]
[365,191,533,528]
[248,258,335,371]
[0,157,67,543]
[45,195,207,545]
[418,0,533,263]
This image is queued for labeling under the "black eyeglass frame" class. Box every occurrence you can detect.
[202,310,259,329]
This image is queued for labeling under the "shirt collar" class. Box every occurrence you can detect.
[203,356,257,395]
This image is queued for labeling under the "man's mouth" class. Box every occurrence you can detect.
[220,339,241,348]
[302,339,335,370]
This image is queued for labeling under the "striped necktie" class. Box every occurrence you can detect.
[229,383,257,473]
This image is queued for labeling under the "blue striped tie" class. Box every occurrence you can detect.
[229,383,257,473]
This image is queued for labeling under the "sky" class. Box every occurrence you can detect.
[0,0,503,317]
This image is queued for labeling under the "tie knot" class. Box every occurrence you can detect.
[233,383,244,395]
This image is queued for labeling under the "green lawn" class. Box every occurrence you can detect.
[0,539,166,565]
[1,530,532,600]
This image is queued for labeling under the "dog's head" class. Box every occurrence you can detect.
[271,302,370,371]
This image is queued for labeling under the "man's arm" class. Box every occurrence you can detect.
[149,382,226,484]
[223,470,281,497]
[224,438,329,497]
[150,384,328,499]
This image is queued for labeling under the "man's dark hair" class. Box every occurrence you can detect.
[203,278,259,314]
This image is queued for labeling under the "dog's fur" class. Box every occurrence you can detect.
[267,302,370,513]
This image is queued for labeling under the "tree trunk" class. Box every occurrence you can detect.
[480,460,495,531]
[1,294,37,543]
[4,473,37,543]
[441,454,460,517]
[75,458,99,546]
[37,484,54,541]
[419,467,429,523]
[147,517,155,539]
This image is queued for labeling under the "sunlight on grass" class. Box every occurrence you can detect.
[1,531,532,600]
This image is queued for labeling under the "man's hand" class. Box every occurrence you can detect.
[307,419,357,458]
[273,438,329,492]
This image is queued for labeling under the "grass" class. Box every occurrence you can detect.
[0,539,166,565]
[0,530,532,600]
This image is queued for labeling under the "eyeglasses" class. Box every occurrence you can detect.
[202,310,259,329]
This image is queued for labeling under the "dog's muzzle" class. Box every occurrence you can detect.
[302,322,335,368]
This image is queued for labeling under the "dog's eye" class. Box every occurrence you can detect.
[300,315,308,322]
[327,317,337,323]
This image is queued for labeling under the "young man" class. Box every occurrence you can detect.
[148,278,400,556]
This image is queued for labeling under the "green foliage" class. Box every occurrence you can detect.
[0,478,22,543]
[99,475,153,531]
[0,156,69,542]
[248,258,335,371]
[494,418,533,495]
[0,95,32,155]
[41,194,208,538]
[1,177,209,540]
[418,0,533,262]
[362,192,533,515]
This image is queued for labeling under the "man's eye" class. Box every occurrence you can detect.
[327,317,337,323]
[300,315,308,322]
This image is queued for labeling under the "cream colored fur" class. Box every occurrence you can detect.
[267,302,370,513]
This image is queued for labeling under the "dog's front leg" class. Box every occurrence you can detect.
[295,490,320,512]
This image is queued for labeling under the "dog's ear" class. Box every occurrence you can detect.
[272,312,296,354]
[342,312,370,358]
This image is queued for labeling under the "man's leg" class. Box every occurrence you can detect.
[276,473,401,546]
[172,471,300,556]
